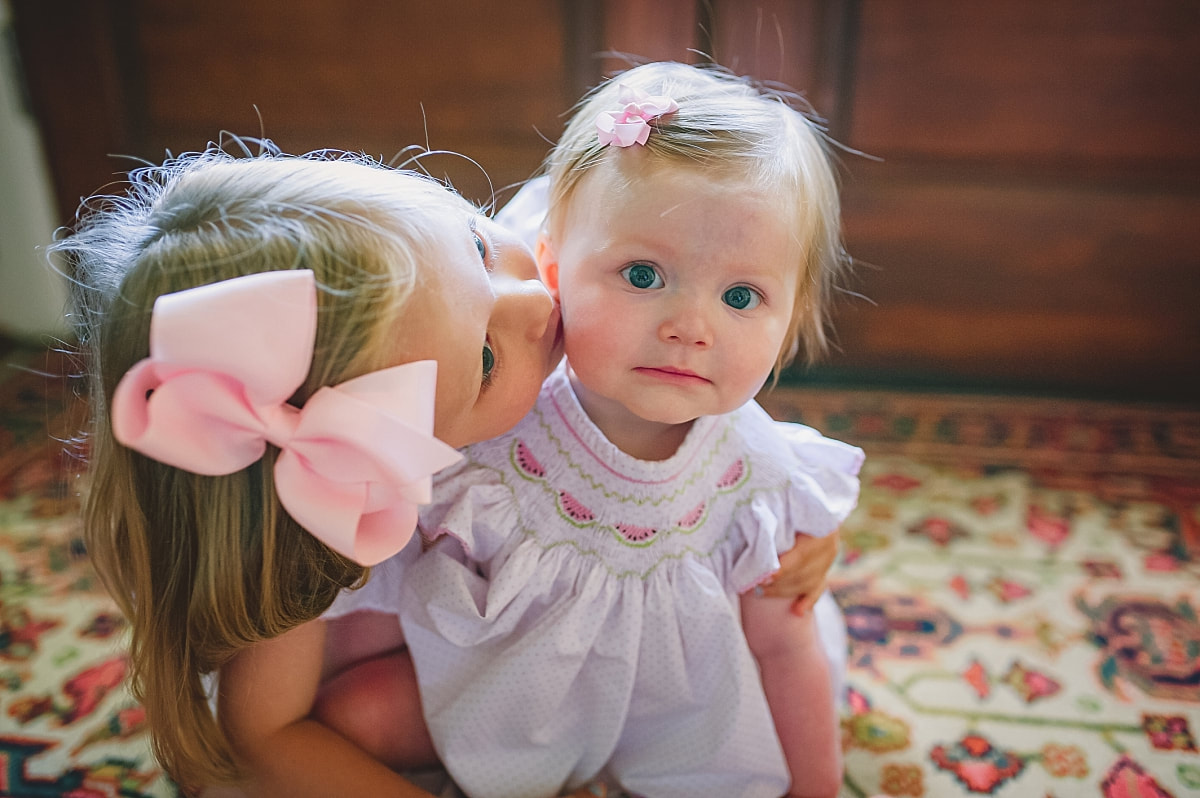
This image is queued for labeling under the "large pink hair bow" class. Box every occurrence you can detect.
[595,83,679,148]
[110,269,462,566]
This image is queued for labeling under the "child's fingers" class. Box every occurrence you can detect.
[790,592,818,617]
[760,563,825,598]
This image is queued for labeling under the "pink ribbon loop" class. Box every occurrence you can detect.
[110,270,463,566]
[595,84,679,148]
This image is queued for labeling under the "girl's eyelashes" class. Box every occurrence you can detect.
[481,339,496,388]
[723,285,762,310]
[621,262,663,290]
[469,217,490,268]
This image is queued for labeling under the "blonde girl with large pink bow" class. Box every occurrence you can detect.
[55,142,563,796]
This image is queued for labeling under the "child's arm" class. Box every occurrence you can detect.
[758,526,841,615]
[218,619,437,797]
[741,593,843,798]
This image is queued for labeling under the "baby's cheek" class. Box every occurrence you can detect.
[723,349,777,406]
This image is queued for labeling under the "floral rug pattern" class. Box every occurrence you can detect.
[1,346,1197,797]
[759,388,1200,797]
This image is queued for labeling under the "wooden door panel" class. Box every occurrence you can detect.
[850,0,1200,166]
[11,0,1198,400]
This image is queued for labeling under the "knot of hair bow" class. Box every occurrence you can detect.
[595,84,679,148]
[110,269,462,566]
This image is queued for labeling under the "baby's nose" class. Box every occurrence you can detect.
[659,295,714,347]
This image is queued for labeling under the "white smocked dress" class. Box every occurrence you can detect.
[327,362,863,798]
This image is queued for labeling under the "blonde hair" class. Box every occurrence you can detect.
[543,61,849,371]
[53,143,476,790]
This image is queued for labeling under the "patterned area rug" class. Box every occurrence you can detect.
[1,345,1197,798]
[757,388,1200,797]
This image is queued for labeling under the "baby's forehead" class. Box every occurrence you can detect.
[563,158,792,221]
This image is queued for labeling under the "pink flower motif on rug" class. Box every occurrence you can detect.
[907,516,968,546]
[7,656,129,727]
[873,472,923,493]
[1100,754,1174,798]
[986,576,1032,604]
[1027,504,1071,548]
[1143,551,1180,572]
[929,733,1024,793]
[963,659,990,699]
[1000,661,1061,703]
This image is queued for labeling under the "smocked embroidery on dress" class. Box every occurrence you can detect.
[325,361,863,798]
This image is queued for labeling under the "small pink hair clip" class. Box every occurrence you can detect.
[595,84,679,148]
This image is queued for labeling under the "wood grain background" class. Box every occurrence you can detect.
[11,0,1199,401]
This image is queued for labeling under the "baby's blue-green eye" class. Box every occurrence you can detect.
[621,263,662,290]
[723,285,760,310]
[473,231,487,261]
[481,341,496,385]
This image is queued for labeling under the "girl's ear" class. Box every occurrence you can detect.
[535,232,560,301]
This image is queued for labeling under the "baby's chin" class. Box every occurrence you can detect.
[622,397,731,427]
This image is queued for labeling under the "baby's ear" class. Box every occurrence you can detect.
[535,233,560,301]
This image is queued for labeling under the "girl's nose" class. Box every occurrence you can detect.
[496,235,541,282]
[494,276,556,342]
[491,238,555,340]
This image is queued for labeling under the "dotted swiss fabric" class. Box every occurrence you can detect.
[327,361,863,797]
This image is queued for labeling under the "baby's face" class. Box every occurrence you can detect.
[540,163,800,433]
[389,212,562,449]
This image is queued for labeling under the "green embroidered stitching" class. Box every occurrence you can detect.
[513,434,752,544]
[529,403,733,508]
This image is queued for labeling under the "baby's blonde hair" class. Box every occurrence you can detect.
[54,143,475,790]
[543,61,849,372]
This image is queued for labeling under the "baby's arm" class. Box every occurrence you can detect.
[741,593,843,798]
[218,618,437,797]
[758,527,841,615]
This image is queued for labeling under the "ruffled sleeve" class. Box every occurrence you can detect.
[418,459,523,564]
[773,422,864,539]
[323,536,416,619]
[727,410,864,593]
[322,456,522,621]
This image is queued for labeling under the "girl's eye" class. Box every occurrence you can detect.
[473,231,487,261]
[481,340,496,385]
[621,263,663,290]
[723,285,760,310]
